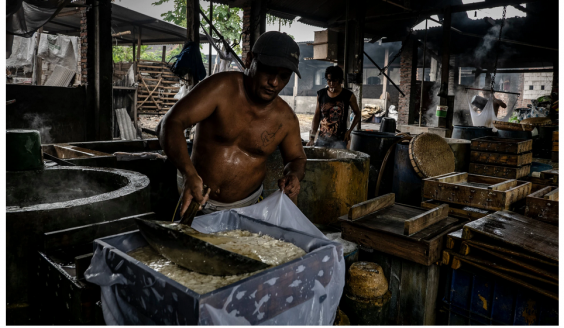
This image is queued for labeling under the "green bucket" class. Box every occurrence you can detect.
[6,130,44,171]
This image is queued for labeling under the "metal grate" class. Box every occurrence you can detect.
[44,65,76,87]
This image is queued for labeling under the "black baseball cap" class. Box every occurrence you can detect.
[252,31,301,78]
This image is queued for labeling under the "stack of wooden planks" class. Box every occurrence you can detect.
[552,131,558,162]
[136,60,180,115]
[421,172,532,220]
[442,210,558,301]
[468,137,533,179]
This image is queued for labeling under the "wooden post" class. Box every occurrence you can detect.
[209,2,213,76]
[438,6,452,129]
[136,27,141,62]
[343,0,366,131]
[249,0,266,49]
[87,0,113,140]
[132,38,135,62]
[161,45,166,62]
[382,47,389,110]
[32,27,43,86]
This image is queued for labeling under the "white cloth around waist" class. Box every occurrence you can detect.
[201,184,263,214]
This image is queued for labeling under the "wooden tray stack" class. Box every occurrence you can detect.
[421,172,532,220]
[468,137,533,179]
[442,210,558,301]
[525,186,559,225]
[136,60,180,115]
[553,131,559,162]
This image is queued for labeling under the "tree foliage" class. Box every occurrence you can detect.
[150,0,293,55]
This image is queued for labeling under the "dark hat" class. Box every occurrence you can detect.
[252,31,301,78]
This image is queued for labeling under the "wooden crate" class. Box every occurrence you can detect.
[422,172,532,211]
[470,150,533,167]
[525,186,558,225]
[469,163,530,179]
[470,136,532,154]
[340,194,463,266]
[421,200,493,221]
[540,169,558,184]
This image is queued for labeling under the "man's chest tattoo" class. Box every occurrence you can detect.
[261,124,282,146]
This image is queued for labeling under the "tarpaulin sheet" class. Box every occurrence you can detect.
[7,0,72,38]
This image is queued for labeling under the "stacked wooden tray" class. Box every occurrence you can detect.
[339,193,464,266]
[468,137,533,179]
[525,186,559,225]
[422,172,532,211]
[442,210,558,301]
[553,131,559,162]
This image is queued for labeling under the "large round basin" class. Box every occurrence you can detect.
[300,147,369,224]
[265,147,369,225]
[7,166,151,305]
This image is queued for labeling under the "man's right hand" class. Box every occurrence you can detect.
[180,172,210,217]
[306,139,315,146]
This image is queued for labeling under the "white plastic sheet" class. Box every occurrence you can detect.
[233,190,327,239]
[6,33,36,72]
[86,191,345,325]
[466,90,518,128]
[37,33,79,71]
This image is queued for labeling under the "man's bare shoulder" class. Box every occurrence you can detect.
[274,96,299,123]
[197,71,244,91]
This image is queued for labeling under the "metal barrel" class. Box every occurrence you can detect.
[451,125,494,140]
[350,131,401,199]
[392,142,422,206]
[379,117,397,133]
[7,129,44,171]
[497,129,535,139]
[444,138,471,172]
[535,126,559,159]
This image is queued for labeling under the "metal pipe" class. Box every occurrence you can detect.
[464,87,520,95]
[419,19,427,127]
[199,9,245,68]
[363,51,405,97]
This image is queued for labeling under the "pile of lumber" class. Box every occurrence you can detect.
[442,210,558,301]
[136,60,180,115]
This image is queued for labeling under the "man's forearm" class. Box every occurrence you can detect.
[310,113,321,140]
[283,158,306,181]
[158,118,197,177]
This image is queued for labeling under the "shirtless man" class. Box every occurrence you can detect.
[157,31,306,217]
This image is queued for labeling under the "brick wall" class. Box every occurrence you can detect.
[80,8,87,85]
[242,6,251,57]
[398,39,417,125]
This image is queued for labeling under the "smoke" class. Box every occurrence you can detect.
[423,80,442,127]
[22,113,53,144]
[469,20,517,69]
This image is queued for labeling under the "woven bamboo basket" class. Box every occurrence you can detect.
[408,133,455,179]
[520,117,553,126]
[493,120,535,132]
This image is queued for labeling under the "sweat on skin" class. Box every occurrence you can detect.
[157,32,307,217]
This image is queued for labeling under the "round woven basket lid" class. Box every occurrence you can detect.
[520,117,552,126]
[409,133,455,179]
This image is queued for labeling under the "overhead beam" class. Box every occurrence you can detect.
[112,17,186,40]
[267,4,330,26]
[358,0,543,24]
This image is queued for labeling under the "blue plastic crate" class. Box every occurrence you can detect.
[442,266,558,325]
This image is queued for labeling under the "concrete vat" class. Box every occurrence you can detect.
[6,166,150,307]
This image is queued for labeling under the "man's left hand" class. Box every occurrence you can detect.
[278,174,301,198]
[344,130,352,142]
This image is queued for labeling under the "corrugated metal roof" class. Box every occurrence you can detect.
[44,4,213,45]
